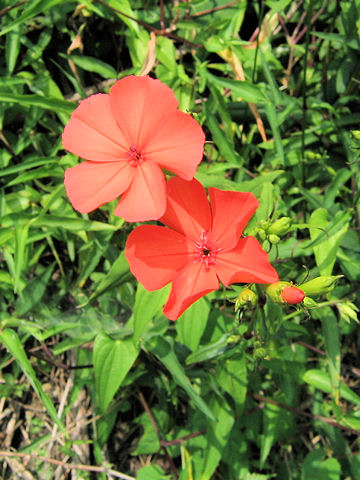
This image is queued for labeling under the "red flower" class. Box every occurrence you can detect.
[125,178,279,320]
[62,75,205,222]
[281,286,305,304]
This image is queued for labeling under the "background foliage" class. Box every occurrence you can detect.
[1,0,360,479]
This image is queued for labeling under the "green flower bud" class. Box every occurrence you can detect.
[235,288,257,311]
[257,228,267,241]
[302,296,318,308]
[258,220,270,230]
[265,281,292,303]
[268,234,280,245]
[268,217,292,236]
[305,151,322,161]
[253,347,267,360]
[299,275,343,296]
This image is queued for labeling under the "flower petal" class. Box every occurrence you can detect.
[125,225,194,291]
[62,94,129,162]
[64,161,135,213]
[163,261,219,321]
[160,178,212,241]
[110,75,178,149]
[146,110,205,180]
[215,236,279,286]
[113,160,166,221]
[209,188,259,250]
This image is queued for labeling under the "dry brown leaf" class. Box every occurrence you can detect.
[140,32,157,76]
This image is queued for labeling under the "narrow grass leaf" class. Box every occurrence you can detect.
[16,263,55,316]
[0,157,57,176]
[5,25,22,74]
[147,336,216,421]
[69,55,117,79]
[0,0,65,35]
[206,72,266,103]
[0,328,66,434]
[14,223,29,294]
[0,93,75,114]
[303,369,360,406]
[264,102,285,165]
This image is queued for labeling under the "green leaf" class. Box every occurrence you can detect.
[205,98,242,164]
[0,328,66,434]
[302,449,341,480]
[309,209,350,275]
[252,182,274,223]
[2,213,119,232]
[259,399,293,468]
[323,168,352,209]
[216,353,247,415]
[14,223,29,294]
[133,283,170,341]
[16,263,55,315]
[0,0,66,35]
[303,369,360,406]
[206,72,266,104]
[104,0,140,33]
[6,165,63,186]
[5,25,22,74]
[264,102,285,165]
[0,156,57,176]
[156,36,177,74]
[319,307,341,402]
[87,251,132,305]
[199,395,235,480]
[93,332,139,412]
[146,336,216,421]
[0,93,75,114]
[186,327,247,365]
[69,55,117,79]
[133,412,161,455]
[137,465,169,480]
[176,297,210,351]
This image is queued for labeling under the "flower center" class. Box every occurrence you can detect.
[194,231,221,269]
[126,146,145,166]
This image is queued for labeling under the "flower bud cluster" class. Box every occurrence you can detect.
[251,217,292,245]
[235,287,258,312]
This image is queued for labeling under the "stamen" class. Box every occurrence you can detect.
[126,146,145,166]
[194,231,221,269]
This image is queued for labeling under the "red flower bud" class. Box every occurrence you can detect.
[280,286,305,304]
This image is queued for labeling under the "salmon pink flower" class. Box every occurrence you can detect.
[125,177,279,320]
[62,75,205,222]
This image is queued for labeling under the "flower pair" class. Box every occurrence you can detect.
[62,75,278,320]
